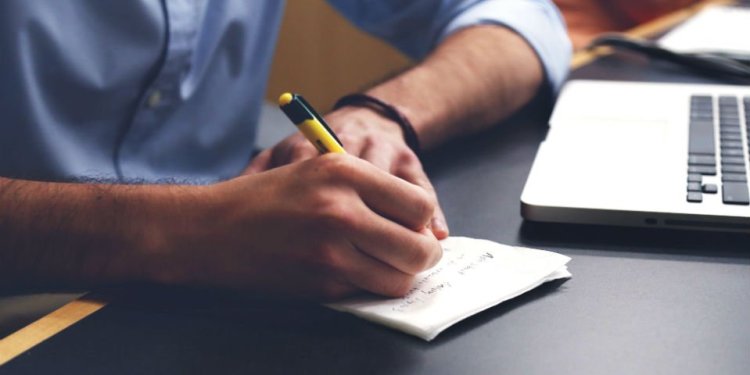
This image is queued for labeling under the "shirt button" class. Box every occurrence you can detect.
[147,90,162,108]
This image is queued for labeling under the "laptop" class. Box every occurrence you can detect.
[521,80,750,232]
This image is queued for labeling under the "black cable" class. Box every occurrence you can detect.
[587,34,750,82]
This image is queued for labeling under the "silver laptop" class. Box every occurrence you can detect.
[521,80,750,232]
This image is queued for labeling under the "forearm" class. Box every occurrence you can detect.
[0,177,197,286]
[367,25,544,149]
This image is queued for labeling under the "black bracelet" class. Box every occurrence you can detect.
[333,93,421,158]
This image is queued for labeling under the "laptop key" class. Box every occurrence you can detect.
[688,165,717,175]
[721,156,746,165]
[703,184,718,194]
[688,155,716,166]
[722,182,750,205]
[688,174,702,183]
[722,165,748,174]
[720,141,743,150]
[687,192,703,203]
[722,173,748,182]
[689,138,715,155]
[687,182,702,192]
[720,133,742,142]
[721,117,739,124]
[721,149,744,157]
[720,128,741,135]
[689,125,716,155]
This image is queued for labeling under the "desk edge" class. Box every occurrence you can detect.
[0,296,105,366]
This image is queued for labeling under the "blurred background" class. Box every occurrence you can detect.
[266,0,706,111]
[265,1,412,111]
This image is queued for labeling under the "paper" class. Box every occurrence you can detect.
[327,236,571,341]
[658,5,750,56]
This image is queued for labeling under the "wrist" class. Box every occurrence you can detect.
[333,93,421,157]
[328,105,405,141]
[131,184,216,286]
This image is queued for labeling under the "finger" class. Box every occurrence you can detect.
[359,141,397,172]
[343,160,434,231]
[287,141,319,164]
[349,207,443,275]
[394,159,450,239]
[269,138,297,169]
[334,238,419,297]
[245,149,273,174]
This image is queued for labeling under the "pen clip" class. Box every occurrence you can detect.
[296,95,344,148]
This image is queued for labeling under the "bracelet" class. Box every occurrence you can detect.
[333,93,421,157]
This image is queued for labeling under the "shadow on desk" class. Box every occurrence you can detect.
[519,221,750,261]
[2,281,566,374]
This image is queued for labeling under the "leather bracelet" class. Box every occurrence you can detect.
[333,93,421,157]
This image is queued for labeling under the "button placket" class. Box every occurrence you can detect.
[115,0,203,178]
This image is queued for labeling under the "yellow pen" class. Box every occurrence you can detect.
[278,92,346,154]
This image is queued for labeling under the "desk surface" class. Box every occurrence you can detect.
[3,52,749,375]
[3,6,750,374]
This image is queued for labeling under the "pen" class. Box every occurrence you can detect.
[278,92,346,154]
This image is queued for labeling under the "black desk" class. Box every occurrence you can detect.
[4,53,750,375]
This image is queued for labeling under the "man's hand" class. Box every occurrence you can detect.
[245,106,449,240]
[0,155,441,299]
[166,154,442,300]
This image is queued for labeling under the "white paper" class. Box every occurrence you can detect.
[327,236,571,341]
[658,5,750,56]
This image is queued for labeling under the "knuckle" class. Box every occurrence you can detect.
[405,245,434,274]
[411,189,435,223]
[289,142,315,160]
[315,153,358,181]
[398,150,421,166]
[317,198,358,232]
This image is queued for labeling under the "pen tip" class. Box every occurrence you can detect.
[278,92,293,106]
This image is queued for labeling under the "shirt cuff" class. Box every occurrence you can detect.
[438,0,572,95]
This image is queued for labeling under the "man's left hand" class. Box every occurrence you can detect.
[245,106,449,240]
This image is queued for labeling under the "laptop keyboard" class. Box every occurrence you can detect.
[686,95,750,205]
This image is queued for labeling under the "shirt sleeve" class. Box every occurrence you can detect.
[326,0,572,94]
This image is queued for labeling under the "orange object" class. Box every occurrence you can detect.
[554,0,700,49]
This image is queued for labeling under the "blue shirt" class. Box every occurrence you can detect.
[0,0,570,183]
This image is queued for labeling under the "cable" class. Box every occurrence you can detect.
[587,34,750,82]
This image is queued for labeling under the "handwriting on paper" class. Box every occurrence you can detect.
[393,246,496,312]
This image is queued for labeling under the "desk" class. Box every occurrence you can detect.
[2,4,750,375]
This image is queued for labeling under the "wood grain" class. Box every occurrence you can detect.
[0,296,105,366]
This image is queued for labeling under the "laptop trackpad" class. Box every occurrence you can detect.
[537,117,678,209]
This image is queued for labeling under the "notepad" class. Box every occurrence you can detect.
[658,5,750,56]
[327,236,571,341]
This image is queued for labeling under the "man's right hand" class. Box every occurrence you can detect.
[156,154,443,300]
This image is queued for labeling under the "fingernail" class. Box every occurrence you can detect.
[431,217,449,239]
